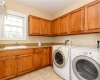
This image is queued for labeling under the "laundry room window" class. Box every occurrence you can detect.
[0,10,26,40]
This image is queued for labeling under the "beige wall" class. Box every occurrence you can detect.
[0,0,53,44]
[0,0,99,48]
[52,0,95,19]
[53,33,100,47]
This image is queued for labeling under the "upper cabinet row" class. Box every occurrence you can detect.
[28,0,100,36]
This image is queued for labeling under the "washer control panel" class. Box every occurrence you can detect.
[83,52,93,58]
[57,47,61,50]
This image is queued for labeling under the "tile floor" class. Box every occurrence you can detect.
[10,66,64,80]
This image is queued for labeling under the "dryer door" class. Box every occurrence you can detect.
[72,56,100,80]
[53,50,66,68]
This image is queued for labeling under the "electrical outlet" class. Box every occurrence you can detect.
[70,40,73,42]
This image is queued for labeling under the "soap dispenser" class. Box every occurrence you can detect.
[38,40,41,47]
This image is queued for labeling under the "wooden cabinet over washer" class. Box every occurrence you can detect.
[59,14,69,35]
[52,18,60,35]
[85,0,100,33]
[70,7,84,34]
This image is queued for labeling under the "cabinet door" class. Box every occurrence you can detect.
[17,54,33,75]
[0,59,4,79]
[52,19,60,35]
[0,56,17,79]
[3,57,17,78]
[60,14,69,35]
[42,20,51,35]
[85,0,100,33]
[42,48,50,67]
[49,47,53,66]
[28,15,42,35]
[33,53,42,70]
[70,7,84,34]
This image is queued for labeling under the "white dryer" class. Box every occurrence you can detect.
[52,45,77,80]
[71,47,100,80]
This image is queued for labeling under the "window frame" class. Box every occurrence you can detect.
[0,10,27,40]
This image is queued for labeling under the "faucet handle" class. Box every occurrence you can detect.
[13,42,19,46]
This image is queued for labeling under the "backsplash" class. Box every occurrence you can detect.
[53,33,100,47]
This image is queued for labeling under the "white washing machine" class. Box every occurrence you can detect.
[52,45,77,80]
[71,47,100,80]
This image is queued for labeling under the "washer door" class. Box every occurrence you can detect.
[53,50,65,68]
[72,56,100,80]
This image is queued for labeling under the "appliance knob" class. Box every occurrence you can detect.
[58,48,59,50]
[84,52,88,55]
[58,47,61,49]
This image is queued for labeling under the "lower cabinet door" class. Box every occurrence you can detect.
[33,53,42,70]
[42,48,50,67]
[4,56,17,78]
[0,56,17,79]
[49,47,53,66]
[17,54,33,75]
[0,60,4,79]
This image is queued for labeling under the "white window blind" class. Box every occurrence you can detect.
[0,10,26,40]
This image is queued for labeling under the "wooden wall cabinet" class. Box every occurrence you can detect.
[52,19,60,35]
[42,20,51,36]
[28,0,100,36]
[59,14,69,35]
[28,15,42,35]
[70,7,84,34]
[0,56,17,79]
[85,0,100,33]
[28,15,52,36]
[17,54,33,75]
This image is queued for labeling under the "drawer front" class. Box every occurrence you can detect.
[34,48,43,53]
[0,49,33,58]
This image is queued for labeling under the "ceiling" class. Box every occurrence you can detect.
[15,0,75,14]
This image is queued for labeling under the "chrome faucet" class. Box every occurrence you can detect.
[13,42,19,46]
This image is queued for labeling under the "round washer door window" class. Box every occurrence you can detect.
[53,50,65,68]
[72,56,100,80]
